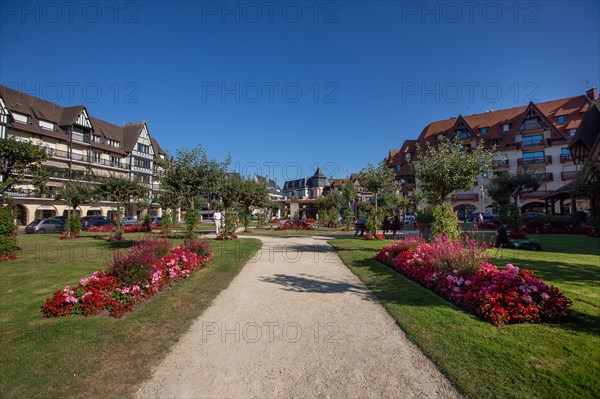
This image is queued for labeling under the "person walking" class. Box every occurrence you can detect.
[213,209,222,235]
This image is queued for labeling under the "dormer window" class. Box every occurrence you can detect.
[480,127,488,135]
[501,124,510,132]
[395,166,401,172]
[556,115,566,123]
[91,134,102,143]
[107,139,120,148]
[39,120,55,131]
[12,112,28,124]
[405,152,412,160]
[568,129,577,137]
[456,129,470,139]
[436,134,444,141]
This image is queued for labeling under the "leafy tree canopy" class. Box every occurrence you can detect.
[0,137,48,196]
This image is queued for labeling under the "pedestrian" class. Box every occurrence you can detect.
[213,209,222,235]
[477,212,484,225]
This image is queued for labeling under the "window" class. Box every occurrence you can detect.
[134,157,151,169]
[556,115,566,123]
[560,147,573,162]
[436,134,444,141]
[522,151,545,165]
[91,134,101,143]
[395,166,401,172]
[501,124,510,132]
[107,139,120,148]
[39,120,55,131]
[93,152,101,162]
[568,129,577,137]
[110,156,121,167]
[137,143,150,154]
[491,138,500,146]
[521,134,544,148]
[456,129,470,139]
[71,132,84,142]
[405,152,411,160]
[12,112,28,124]
[480,127,488,135]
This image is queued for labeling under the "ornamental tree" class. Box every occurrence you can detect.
[237,178,269,232]
[96,177,147,240]
[0,137,48,198]
[358,161,399,208]
[412,137,496,206]
[487,168,540,230]
[162,145,231,211]
[55,181,94,237]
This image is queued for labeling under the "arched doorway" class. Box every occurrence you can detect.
[62,207,82,217]
[87,207,102,216]
[454,204,476,221]
[35,205,57,219]
[521,202,545,214]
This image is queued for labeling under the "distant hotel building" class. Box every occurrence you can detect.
[0,85,167,225]
[386,88,599,214]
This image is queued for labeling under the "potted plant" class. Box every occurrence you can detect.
[416,212,435,238]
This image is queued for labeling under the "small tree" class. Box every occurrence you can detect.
[0,205,17,257]
[0,137,48,198]
[316,191,344,227]
[55,181,94,238]
[237,178,269,232]
[162,145,230,211]
[487,168,540,230]
[96,177,147,240]
[358,161,400,236]
[413,138,496,206]
[572,158,600,228]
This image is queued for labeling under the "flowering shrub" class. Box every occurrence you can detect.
[215,233,237,240]
[86,224,160,233]
[306,218,316,223]
[60,232,80,240]
[376,239,571,326]
[269,218,279,223]
[42,236,212,318]
[477,221,499,230]
[364,233,385,240]
[0,253,18,262]
[275,220,314,230]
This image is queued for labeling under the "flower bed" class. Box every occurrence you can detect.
[42,236,213,318]
[306,218,316,223]
[85,224,160,233]
[216,233,237,240]
[0,253,17,263]
[275,220,314,230]
[508,230,528,239]
[376,236,571,326]
[364,233,385,240]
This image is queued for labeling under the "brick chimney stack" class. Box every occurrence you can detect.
[586,87,598,101]
[266,175,270,184]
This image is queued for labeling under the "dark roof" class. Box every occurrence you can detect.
[256,175,282,196]
[150,137,167,156]
[0,84,164,156]
[568,100,600,162]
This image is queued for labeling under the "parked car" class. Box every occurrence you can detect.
[121,216,138,226]
[81,216,115,230]
[25,218,65,234]
[52,216,68,224]
[150,216,162,226]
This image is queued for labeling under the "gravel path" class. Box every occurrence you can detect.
[135,236,461,399]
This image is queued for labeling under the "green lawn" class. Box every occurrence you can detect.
[1,232,261,399]
[330,234,600,399]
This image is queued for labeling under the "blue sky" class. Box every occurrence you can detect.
[1,1,599,185]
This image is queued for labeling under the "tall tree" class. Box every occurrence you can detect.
[161,145,231,211]
[487,168,541,206]
[412,137,496,206]
[55,181,94,237]
[340,179,357,209]
[0,137,48,198]
[237,178,269,232]
[96,177,147,239]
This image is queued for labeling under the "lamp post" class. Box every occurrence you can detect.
[479,185,485,213]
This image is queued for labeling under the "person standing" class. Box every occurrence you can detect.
[213,209,222,235]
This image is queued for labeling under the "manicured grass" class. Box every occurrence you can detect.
[0,232,261,399]
[330,234,600,399]
[242,226,356,236]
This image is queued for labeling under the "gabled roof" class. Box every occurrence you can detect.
[569,100,600,162]
[59,105,85,126]
[256,175,283,196]
[122,122,146,152]
[150,137,167,156]
[448,115,477,140]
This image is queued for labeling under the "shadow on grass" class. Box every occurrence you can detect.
[489,256,600,285]
[259,273,377,301]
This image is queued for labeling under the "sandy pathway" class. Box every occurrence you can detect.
[135,236,461,399]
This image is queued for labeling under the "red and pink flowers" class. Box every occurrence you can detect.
[376,237,571,326]
[42,236,213,318]
[275,220,314,230]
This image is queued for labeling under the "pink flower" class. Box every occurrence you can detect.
[541,292,550,300]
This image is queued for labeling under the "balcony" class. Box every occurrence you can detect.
[520,190,550,200]
[492,159,509,168]
[93,157,128,169]
[560,153,573,163]
[561,171,579,181]
[534,172,553,182]
[517,155,552,166]
[453,193,479,201]
[3,188,55,199]
[520,138,546,149]
[49,149,90,163]
[519,120,543,132]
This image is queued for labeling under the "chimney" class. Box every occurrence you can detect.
[266,175,269,184]
[586,87,598,101]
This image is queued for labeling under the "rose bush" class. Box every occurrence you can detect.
[376,236,571,326]
[42,236,213,318]
[275,220,314,230]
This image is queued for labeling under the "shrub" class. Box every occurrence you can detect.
[184,209,200,238]
[431,203,460,240]
[182,237,213,259]
[276,220,314,230]
[109,236,173,286]
[68,214,81,236]
[0,206,17,257]
[161,211,172,234]
[416,212,435,224]
[426,235,491,275]
[499,203,521,231]
[342,208,354,230]
[143,214,152,231]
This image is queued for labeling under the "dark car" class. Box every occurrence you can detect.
[521,212,545,220]
[150,216,162,226]
[25,218,65,234]
[52,216,68,224]
[81,216,115,230]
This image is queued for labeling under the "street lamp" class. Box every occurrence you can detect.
[479,185,485,213]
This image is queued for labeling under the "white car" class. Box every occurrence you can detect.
[121,216,138,226]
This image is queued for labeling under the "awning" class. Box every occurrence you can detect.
[46,181,63,187]
[44,161,69,169]
[107,207,118,211]
[71,164,88,171]
[37,205,56,210]
[91,168,111,177]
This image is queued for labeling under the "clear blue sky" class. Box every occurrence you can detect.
[1,1,599,185]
